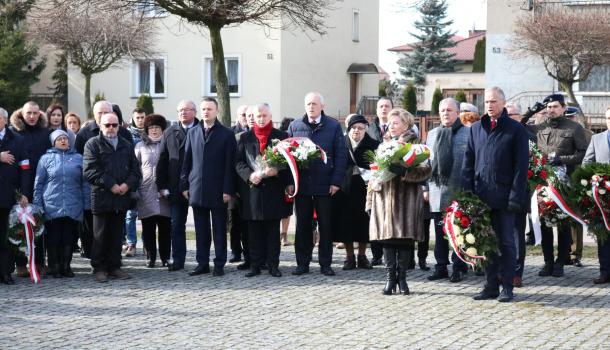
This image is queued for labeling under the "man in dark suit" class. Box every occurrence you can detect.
[157,100,199,272]
[462,87,529,302]
[180,97,236,277]
[582,107,610,284]
[287,92,347,276]
[0,107,31,285]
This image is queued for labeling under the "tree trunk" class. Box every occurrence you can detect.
[560,81,588,128]
[84,72,93,120]
[209,25,231,126]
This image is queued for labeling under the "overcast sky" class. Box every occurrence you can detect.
[379,0,488,80]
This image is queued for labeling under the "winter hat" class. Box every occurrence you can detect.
[347,114,369,130]
[144,114,167,133]
[50,129,69,146]
[543,94,565,106]
[460,102,478,114]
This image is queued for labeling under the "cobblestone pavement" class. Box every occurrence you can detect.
[1,243,609,349]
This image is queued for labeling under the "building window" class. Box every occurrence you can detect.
[352,9,360,42]
[203,55,241,97]
[132,58,166,97]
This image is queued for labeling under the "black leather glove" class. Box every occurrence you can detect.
[549,156,562,166]
[388,163,408,177]
[521,101,547,124]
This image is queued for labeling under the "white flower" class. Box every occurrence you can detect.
[456,234,464,246]
[465,234,476,244]
[586,190,592,196]
[599,189,607,195]
[453,225,462,236]
[466,247,478,256]
[581,179,588,187]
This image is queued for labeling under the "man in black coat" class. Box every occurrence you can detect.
[156,100,199,272]
[462,87,529,302]
[74,101,133,260]
[180,97,236,277]
[0,108,31,285]
[83,113,141,283]
[9,101,51,277]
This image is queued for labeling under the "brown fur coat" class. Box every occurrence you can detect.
[367,131,432,242]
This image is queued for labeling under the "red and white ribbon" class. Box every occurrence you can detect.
[443,201,487,270]
[273,145,300,198]
[592,181,610,231]
[273,137,327,198]
[546,181,588,228]
[16,206,40,284]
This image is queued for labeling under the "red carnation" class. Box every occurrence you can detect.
[540,170,548,180]
[527,170,533,179]
[454,210,463,218]
[541,158,547,165]
[460,216,470,228]
[533,158,539,166]
[290,140,299,148]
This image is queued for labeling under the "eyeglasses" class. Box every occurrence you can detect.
[178,108,195,113]
[103,123,119,128]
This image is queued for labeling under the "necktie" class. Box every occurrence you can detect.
[491,119,496,130]
[381,124,387,137]
[204,128,210,138]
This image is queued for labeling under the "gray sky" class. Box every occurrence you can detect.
[379,0,488,80]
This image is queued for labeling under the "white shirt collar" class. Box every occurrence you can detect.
[309,116,321,124]
[0,127,5,140]
[181,121,194,129]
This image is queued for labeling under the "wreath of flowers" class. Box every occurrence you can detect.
[570,163,610,243]
[7,204,45,254]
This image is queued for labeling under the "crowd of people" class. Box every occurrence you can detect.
[0,88,609,304]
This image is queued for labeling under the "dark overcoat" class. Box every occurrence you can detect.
[0,128,32,208]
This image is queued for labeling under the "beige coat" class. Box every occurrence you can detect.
[367,132,432,242]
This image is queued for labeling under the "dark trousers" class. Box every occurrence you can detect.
[541,221,571,266]
[91,211,126,272]
[228,208,249,262]
[45,217,78,270]
[486,210,516,290]
[598,238,610,275]
[170,202,189,267]
[432,213,466,272]
[141,215,171,263]
[371,241,383,261]
[193,206,227,267]
[515,212,527,278]
[248,220,280,269]
[80,210,93,258]
[410,218,430,262]
[294,194,333,268]
[0,208,13,275]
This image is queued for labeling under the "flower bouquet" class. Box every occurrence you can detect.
[7,203,45,283]
[537,185,569,227]
[535,164,581,228]
[443,191,497,269]
[528,141,549,190]
[570,163,610,243]
[365,140,431,191]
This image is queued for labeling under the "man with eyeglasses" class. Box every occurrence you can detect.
[156,100,199,271]
[83,112,141,283]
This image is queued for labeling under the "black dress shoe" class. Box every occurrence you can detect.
[63,267,75,278]
[245,268,261,277]
[320,266,335,276]
[427,269,449,281]
[161,260,169,268]
[237,262,251,270]
[473,288,500,300]
[371,257,383,266]
[292,266,310,275]
[538,264,553,277]
[552,263,564,277]
[228,255,242,263]
[168,263,184,272]
[342,256,356,270]
[418,260,430,271]
[593,273,610,284]
[449,270,463,283]
[212,266,224,276]
[147,260,155,268]
[269,266,282,277]
[1,274,14,285]
[497,288,514,302]
[189,265,210,276]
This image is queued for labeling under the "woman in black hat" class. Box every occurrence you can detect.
[332,114,380,270]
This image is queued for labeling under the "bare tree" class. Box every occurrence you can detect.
[512,4,610,114]
[29,1,156,118]
[62,0,335,125]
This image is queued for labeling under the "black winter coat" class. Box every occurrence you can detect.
[75,121,133,155]
[83,135,142,214]
[462,109,529,211]
[0,128,32,208]
[9,112,52,191]
[235,128,291,221]
[156,119,199,205]
[180,120,236,208]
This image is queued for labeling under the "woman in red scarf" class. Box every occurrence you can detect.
[235,104,292,277]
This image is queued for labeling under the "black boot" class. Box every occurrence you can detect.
[63,245,75,278]
[342,255,356,270]
[397,247,410,295]
[382,247,397,295]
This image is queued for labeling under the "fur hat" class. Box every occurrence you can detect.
[347,114,368,130]
[144,114,167,133]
